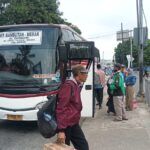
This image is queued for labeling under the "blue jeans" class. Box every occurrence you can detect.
[95,88,104,107]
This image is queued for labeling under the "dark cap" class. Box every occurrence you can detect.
[114,64,120,69]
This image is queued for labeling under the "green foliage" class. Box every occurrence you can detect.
[0,0,64,24]
[64,21,82,34]
[70,25,81,35]
[143,40,150,66]
[115,39,150,67]
[115,40,138,67]
[0,0,82,34]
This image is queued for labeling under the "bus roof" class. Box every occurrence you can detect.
[0,23,70,29]
[0,23,85,40]
[0,23,100,57]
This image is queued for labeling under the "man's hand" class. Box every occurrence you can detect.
[56,132,66,144]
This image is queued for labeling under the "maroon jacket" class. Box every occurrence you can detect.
[56,79,82,131]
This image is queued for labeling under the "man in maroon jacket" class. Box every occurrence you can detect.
[56,64,89,150]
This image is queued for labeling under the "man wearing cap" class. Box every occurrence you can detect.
[56,64,89,150]
[110,64,128,121]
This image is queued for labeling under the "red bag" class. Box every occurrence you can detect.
[132,99,138,109]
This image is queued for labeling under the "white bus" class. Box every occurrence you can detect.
[0,24,100,121]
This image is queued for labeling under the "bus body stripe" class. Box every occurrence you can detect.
[0,90,58,99]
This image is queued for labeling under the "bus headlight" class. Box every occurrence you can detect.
[35,101,47,109]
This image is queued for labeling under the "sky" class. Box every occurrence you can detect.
[59,0,149,60]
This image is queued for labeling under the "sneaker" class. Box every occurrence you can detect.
[122,118,128,120]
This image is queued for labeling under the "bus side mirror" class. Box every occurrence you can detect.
[58,45,67,62]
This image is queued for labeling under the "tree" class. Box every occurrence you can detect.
[64,21,81,34]
[0,0,9,14]
[114,40,138,67]
[0,0,64,24]
[143,40,150,66]
[0,0,82,34]
[114,39,150,67]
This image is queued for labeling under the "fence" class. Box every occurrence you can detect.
[145,78,150,107]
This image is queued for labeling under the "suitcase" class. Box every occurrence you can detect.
[43,142,76,150]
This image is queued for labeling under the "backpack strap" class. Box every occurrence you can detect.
[64,80,76,97]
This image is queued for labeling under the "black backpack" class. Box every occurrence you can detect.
[37,80,75,138]
[37,95,58,138]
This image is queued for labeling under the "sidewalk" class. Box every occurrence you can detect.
[81,87,150,150]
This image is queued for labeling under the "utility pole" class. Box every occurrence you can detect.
[117,25,130,65]
[136,0,144,96]
[121,22,124,64]
[130,30,133,68]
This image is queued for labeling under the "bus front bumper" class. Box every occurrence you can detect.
[0,109,38,121]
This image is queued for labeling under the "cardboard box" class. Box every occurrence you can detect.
[43,143,76,150]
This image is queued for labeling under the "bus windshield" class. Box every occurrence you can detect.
[0,26,60,94]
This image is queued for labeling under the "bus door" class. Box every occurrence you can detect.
[65,41,95,117]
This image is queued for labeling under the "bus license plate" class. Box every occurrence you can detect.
[7,114,23,121]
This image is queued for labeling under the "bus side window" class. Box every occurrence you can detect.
[62,29,69,42]
[73,33,82,41]
[67,30,75,41]
[61,29,75,42]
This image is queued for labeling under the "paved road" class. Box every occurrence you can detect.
[0,73,150,150]
[81,86,150,150]
[0,121,53,150]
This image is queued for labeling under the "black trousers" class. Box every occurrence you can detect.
[64,124,89,150]
[106,95,115,113]
[95,87,104,107]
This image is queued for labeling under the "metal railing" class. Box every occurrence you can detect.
[145,78,150,107]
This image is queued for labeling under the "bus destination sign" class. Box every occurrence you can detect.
[0,30,42,46]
